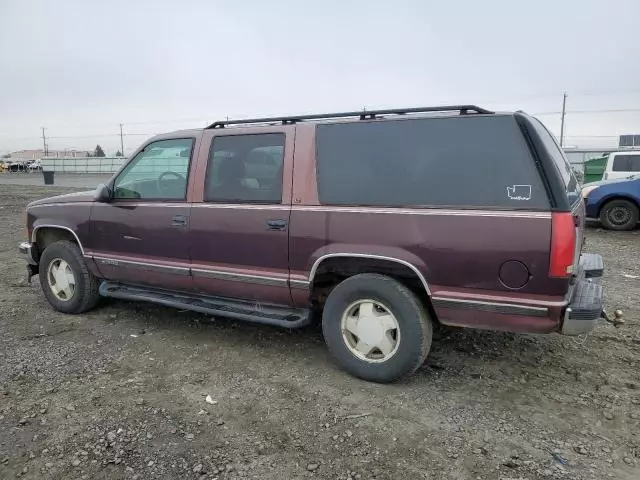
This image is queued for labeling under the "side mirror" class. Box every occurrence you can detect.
[95,183,112,203]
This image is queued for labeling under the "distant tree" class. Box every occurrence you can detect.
[2,154,11,159]
[86,151,92,157]
[94,145,106,157]
[115,150,123,157]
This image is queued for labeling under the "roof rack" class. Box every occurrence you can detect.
[206,105,494,129]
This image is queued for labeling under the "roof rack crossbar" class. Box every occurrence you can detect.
[207,105,494,128]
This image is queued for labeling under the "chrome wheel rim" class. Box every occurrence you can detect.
[47,258,76,301]
[340,299,401,363]
[608,206,631,226]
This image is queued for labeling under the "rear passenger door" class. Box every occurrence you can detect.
[188,126,295,306]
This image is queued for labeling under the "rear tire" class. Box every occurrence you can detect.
[39,240,101,314]
[322,273,432,383]
[600,199,639,231]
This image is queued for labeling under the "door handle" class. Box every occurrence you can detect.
[267,219,287,231]
[171,215,188,227]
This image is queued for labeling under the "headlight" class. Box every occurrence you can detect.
[581,185,599,198]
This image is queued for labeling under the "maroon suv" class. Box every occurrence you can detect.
[19,105,605,382]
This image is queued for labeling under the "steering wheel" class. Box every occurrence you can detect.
[157,171,185,196]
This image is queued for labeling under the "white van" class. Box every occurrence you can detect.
[604,151,640,180]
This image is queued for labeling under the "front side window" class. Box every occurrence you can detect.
[612,154,640,172]
[316,115,549,209]
[113,138,193,200]
[205,133,285,203]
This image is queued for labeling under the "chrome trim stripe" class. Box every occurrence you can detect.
[290,279,311,289]
[192,204,290,210]
[191,268,288,287]
[292,206,552,218]
[30,202,551,218]
[30,202,92,208]
[308,253,431,295]
[190,204,551,218]
[107,203,188,208]
[93,256,190,276]
[32,225,85,255]
[432,296,549,317]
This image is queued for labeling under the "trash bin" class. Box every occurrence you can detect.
[43,171,55,185]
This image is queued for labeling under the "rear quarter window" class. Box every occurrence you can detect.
[528,118,581,206]
[316,115,549,209]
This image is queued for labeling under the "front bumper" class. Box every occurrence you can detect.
[561,253,605,335]
[19,242,39,280]
[19,242,38,265]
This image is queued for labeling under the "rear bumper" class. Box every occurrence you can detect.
[560,253,605,335]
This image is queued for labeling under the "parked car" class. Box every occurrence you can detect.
[19,105,606,382]
[27,159,42,171]
[8,160,28,172]
[602,151,640,181]
[582,176,640,230]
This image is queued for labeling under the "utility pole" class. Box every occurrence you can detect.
[119,123,124,155]
[559,92,567,147]
[41,127,48,156]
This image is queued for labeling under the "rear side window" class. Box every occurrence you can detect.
[528,118,581,205]
[205,133,285,203]
[612,154,640,172]
[316,115,549,208]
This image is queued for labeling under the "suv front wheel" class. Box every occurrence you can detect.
[39,240,101,314]
[322,273,433,383]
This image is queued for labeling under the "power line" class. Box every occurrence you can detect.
[533,107,640,116]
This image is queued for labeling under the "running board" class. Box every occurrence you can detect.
[99,282,311,328]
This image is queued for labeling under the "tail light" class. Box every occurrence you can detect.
[603,171,609,180]
[549,212,576,278]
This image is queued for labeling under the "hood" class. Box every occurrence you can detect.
[27,190,96,208]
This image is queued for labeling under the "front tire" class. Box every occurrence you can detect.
[39,240,101,314]
[600,199,639,231]
[322,273,433,383]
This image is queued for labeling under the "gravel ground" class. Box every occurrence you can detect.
[0,185,638,480]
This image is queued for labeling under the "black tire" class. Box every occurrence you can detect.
[322,273,433,383]
[600,199,639,231]
[38,240,101,314]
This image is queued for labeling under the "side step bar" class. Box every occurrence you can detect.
[99,282,311,329]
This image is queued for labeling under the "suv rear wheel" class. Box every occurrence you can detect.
[600,199,639,231]
[322,273,432,383]
[39,240,101,314]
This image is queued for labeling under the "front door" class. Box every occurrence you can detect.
[86,137,197,291]
[188,126,294,306]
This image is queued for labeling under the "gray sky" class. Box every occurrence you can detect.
[1,0,639,155]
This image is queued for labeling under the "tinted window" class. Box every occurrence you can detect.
[612,154,640,172]
[316,116,548,208]
[528,118,580,204]
[205,134,284,203]
[114,138,193,200]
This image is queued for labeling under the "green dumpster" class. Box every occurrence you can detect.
[583,156,607,183]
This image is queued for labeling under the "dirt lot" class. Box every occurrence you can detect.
[0,185,638,480]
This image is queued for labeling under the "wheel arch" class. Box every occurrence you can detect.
[33,225,85,255]
[309,253,431,296]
